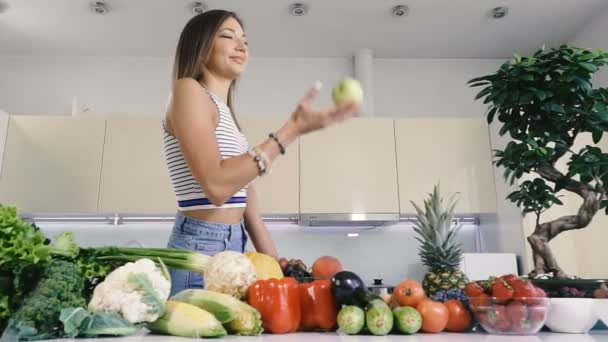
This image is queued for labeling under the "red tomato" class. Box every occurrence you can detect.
[416,299,449,333]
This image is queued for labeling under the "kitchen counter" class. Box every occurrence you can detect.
[39,332,608,342]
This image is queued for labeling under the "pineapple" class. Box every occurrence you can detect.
[411,183,468,296]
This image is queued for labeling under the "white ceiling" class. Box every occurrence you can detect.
[0,0,607,59]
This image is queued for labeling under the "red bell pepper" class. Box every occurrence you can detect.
[299,279,338,331]
[247,277,301,334]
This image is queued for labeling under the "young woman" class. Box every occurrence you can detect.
[163,9,360,295]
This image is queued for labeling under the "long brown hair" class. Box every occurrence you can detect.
[172,10,244,128]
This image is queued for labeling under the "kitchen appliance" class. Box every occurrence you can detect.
[368,278,394,296]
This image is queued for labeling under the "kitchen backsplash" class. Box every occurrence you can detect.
[38,220,481,287]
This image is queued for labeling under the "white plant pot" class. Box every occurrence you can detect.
[545,298,598,334]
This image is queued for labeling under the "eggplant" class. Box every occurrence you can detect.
[331,271,380,308]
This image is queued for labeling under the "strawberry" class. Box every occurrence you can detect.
[510,278,528,289]
[506,300,528,324]
[469,293,490,308]
[483,276,497,294]
[487,305,511,330]
[500,274,519,287]
[534,286,547,298]
[492,279,514,303]
[512,280,537,304]
[528,306,547,323]
[512,319,534,334]
[476,311,490,327]
[465,282,485,297]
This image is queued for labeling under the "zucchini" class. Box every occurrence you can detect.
[365,299,394,336]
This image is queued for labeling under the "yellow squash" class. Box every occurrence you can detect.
[244,251,283,280]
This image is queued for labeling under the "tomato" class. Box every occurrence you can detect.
[416,299,449,333]
[444,300,471,332]
[393,279,426,307]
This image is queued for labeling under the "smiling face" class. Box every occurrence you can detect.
[205,17,249,80]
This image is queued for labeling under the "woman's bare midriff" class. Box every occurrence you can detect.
[182,207,246,224]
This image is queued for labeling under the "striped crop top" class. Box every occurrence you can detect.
[163,88,250,211]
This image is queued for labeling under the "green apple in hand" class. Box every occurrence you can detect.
[332,78,364,106]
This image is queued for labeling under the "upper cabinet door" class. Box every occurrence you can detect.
[0,115,105,213]
[395,118,497,214]
[98,118,176,214]
[239,116,299,215]
[299,118,400,214]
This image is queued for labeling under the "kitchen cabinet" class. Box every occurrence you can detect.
[98,117,175,214]
[0,115,105,213]
[0,113,8,174]
[299,117,400,216]
[239,116,299,215]
[395,118,497,214]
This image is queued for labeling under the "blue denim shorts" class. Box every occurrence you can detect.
[166,211,248,297]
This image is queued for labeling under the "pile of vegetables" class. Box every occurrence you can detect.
[1,202,563,339]
[0,204,265,341]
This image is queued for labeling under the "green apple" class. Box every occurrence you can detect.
[332,78,364,106]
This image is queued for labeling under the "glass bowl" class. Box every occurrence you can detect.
[470,296,550,335]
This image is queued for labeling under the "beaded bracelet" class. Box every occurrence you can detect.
[268,133,286,155]
[248,147,272,176]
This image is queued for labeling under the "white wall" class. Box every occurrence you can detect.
[1,54,527,282]
[374,59,501,117]
[0,56,173,116]
[571,6,608,87]
[0,56,351,117]
[559,7,608,278]
[0,56,501,118]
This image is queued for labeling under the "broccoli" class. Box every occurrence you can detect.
[1,260,86,341]
[0,295,9,332]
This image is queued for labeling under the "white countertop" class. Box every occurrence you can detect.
[38,331,608,342]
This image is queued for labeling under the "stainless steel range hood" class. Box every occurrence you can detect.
[298,213,400,226]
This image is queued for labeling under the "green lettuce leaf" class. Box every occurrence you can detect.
[59,307,141,338]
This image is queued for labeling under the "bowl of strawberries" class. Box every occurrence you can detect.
[466,274,550,335]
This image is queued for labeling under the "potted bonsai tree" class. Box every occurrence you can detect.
[469,45,608,279]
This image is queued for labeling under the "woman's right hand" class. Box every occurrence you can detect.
[289,81,361,135]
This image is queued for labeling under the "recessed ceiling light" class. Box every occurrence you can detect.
[392,5,409,17]
[90,1,108,15]
[491,6,508,19]
[192,2,207,15]
[289,3,308,16]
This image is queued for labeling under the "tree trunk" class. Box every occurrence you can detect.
[527,164,600,278]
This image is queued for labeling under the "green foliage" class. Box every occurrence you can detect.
[567,145,608,186]
[0,205,50,271]
[506,179,563,217]
[469,45,608,218]
[59,307,140,338]
[0,295,9,332]
[47,232,80,259]
[1,260,86,341]
[411,184,464,272]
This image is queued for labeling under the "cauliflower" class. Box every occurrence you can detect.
[88,258,171,323]
[203,251,257,299]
